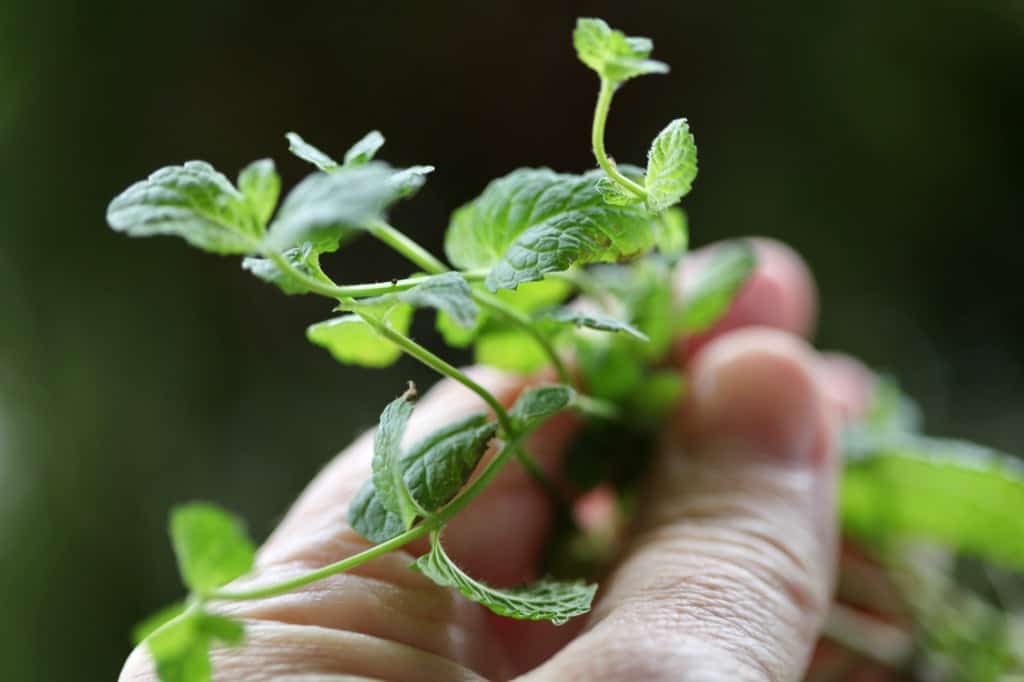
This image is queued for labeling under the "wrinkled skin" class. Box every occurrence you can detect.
[123,239,893,681]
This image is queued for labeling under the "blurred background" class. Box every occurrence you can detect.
[1,0,1022,678]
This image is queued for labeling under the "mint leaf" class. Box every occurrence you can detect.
[497,277,574,312]
[145,608,246,682]
[444,168,653,292]
[398,272,479,328]
[344,130,385,167]
[627,371,686,426]
[475,329,549,374]
[573,18,669,84]
[242,242,329,295]
[842,435,1024,571]
[266,163,402,253]
[437,309,484,348]
[306,304,413,368]
[386,164,435,199]
[132,602,187,646]
[107,161,261,254]
[237,159,280,227]
[645,118,698,213]
[169,503,255,595]
[401,414,496,512]
[147,613,211,682]
[286,132,339,172]
[576,335,644,402]
[653,207,689,259]
[413,534,596,624]
[372,385,421,530]
[348,479,405,544]
[509,384,576,433]
[541,308,648,341]
[679,241,756,334]
[596,176,642,207]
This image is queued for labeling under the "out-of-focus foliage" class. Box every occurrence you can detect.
[1,1,1022,679]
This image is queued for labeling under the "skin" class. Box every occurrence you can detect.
[122,238,879,681]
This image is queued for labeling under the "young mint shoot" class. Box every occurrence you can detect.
[105,16,1024,682]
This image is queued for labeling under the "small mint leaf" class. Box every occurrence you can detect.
[196,613,245,646]
[371,384,421,530]
[306,304,413,368]
[286,132,339,172]
[343,130,385,167]
[678,241,756,334]
[475,329,549,374]
[132,602,187,646]
[653,207,689,260]
[242,242,328,295]
[398,272,479,328]
[387,164,435,199]
[509,384,576,433]
[413,534,596,624]
[237,159,280,228]
[107,161,260,255]
[169,503,255,595]
[147,612,211,682]
[348,479,405,544]
[542,308,648,341]
[573,18,669,84]
[644,118,698,213]
[401,414,496,512]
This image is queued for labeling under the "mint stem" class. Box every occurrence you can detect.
[592,78,648,199]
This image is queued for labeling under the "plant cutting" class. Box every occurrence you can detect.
[107,17,1024,681]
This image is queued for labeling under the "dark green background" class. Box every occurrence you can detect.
[1,1,1022,679]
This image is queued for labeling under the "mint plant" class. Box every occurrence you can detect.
[108,17,1024,681]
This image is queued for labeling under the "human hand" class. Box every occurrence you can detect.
[122,239,873,681]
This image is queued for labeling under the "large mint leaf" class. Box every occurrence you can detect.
[371,386,420,530]
[107,161,261,254]
[400,413,496,513]
[444,168,654,292]
[842,435,1024,571]
[413,534,596,625]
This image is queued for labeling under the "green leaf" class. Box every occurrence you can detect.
[475,329,549,374]
[237,158,281,227]
[147,613,211,682]
[107,161,261,254]
[576,335,644,402]
[386,165,435,199]
[509,384,576,433]
[266,163,403,253]
[306,304,413,368]
[401,413,497,512]
[540,308,648,341]
[626,371,686,426]
[398,272,479,328]
[841,436,1024,571]
[348,479,405,544]
[344,130,385,167]
[437,309,484,348]
[678,241,756,334]
[196,613,245,646]
[497,277,574,312]
[413,534,596,624]
[595,176,642,207]
[573,17,669,84]
[286,132,339,172]
[169,503,255,595]
[653,207,689,260]
[443,168,654,292]
[371,385,420,530]
[132,602,187,646]
[242,242,329,295]
[644,118,698,213]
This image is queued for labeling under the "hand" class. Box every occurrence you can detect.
[122,239,873,681]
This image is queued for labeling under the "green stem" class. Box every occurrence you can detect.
[357,312,515,435]
[592,78,647,199]
[264,250,484,299]
[472,290,573,387]
[209,525,429,601]
[365,219,448,275]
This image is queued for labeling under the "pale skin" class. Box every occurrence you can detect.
[122,239,877,681]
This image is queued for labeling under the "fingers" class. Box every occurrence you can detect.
[522,328,841,681]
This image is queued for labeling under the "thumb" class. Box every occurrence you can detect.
[523,328,839,681]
